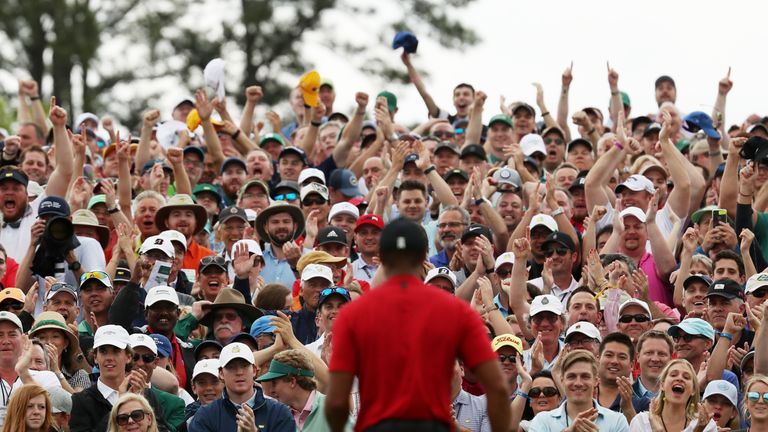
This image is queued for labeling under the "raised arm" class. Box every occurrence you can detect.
[533,83,557,130]
[333,92,368,167]
[607,63,623,131]
[401,52,441,118]
[646,190,676,279]
[166,147,191,195]
[417,140,458,207]
[557,62,573,142]
[116,136,134,217]
[18,80,48,137]
[509,237,533,340]
[658,110,692,219]
[298,103,326,157]
[719,137,746,220]
[136,109,160,171]
[708,312,744,384]
[46,97,74,197]
[674,228,698,308]
[466,91,486,147]
[584,145,625,210]
[712,68,731,136]
[196,89,225,174]
[240,86,262,136]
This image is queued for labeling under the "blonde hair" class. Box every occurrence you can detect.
[272,349,317,391]
[1,384,52,432]
[107,393,159,432]
[653,359,700,422]
[555,349,598,378]
[743,374,768,420]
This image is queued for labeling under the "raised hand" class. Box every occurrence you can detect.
[532,83,545,108]
[355,92,369,112]
[718,67,733,96]
[195,89,214,120]
[246,86,263,104]
[265,111,282,131]
[142,109,161,129]
[18,79,40,98]
[48,96,67,127]
[646,189,660,224]
[562,61,573,88]
[571,110,590,128]
[232,242,253,279]
[682,227,699,253]
[659,109,672,143]
[607,61,619,91]
[512,237,531,261]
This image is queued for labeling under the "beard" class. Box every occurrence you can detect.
[440,238,458,250]
[268,229,294,246]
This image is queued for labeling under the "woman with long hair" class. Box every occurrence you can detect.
[740,375,768,431]
[518,370,562,431]
[1,383,52,432]
[107,393,159,432]
[29,311,91,392]
[629,359,717,431]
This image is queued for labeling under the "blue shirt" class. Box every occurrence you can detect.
[260,244,296,286]
[529,400,629,432]
[429,249,449,268]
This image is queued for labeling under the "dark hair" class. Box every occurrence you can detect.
[565,286,599,310]
[601,253,638,274]
[396,180,428,199]
[526,283,541,301]
[254,284,291,310]
[596,224,614,240]
[599,332,635,362]
[655,75,676,89]
[522,370,559,421]
[713,250,745,277]
[20,145,50,167]
[453,83,475,94]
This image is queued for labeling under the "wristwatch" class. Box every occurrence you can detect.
[56,372,65,380]
[551,206,565,217]
[68,261,81,272]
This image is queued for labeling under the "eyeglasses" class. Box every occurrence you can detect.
[751,288,768,298]
[498,354,517,364]
[132,353,157,364]
[437,222,466,230]
[433,131,455,139]
[302,198,327,206]
[496,269,512,278]
[321,287,349,297]
[183,158,203,168]
[274,193,298,201]
[567,337,598,346]
[80,271,110,283]
[0,302,22,312]
[618,314,651,324]
[222,224,245,233]
[672,333,706,343]
[543,137,564,146]
[116,409,147,426]
[529,386,559,398]
[531,314,559,324]
[543,248,568,258]
[748,392,768,403]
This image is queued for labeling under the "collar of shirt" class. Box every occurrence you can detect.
[452,389,470,406]
[263,244,283,261]
[97,379,119,405]
[548,400,604,421]
[635,377,656,399]
[293,389,316,416]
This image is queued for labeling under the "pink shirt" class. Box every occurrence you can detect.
[639,252,673,307]
[293,390,316,430]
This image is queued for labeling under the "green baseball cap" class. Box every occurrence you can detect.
[87,194,107,209]
[259,133,286,148]
[255,359,315,382]
[610,91,631,108]
[192,183,222,202]
[377,91,397,112]
[488,114,513,128]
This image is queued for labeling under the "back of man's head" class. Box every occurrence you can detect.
[378,218,427,273]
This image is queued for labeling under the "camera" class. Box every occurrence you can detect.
[31,216,81,276]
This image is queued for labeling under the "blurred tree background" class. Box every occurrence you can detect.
[0,0,478,130]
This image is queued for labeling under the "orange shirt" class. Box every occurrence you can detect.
[182,240,215,277]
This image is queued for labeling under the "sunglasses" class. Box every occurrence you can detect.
[673,333,706,343]
[529,386,559,398]
[498,354,517,364]
[567,337,597,346]
[544,248,568,258]
[116,409,147,426]
[618,314,651,324]
[321,287,349,297]
[531,314,559,324]
[748,392,768,403]
[80,271,109,283]
[132,353,157,364]
[496,269,512,278]
[433,131,455,138]
[0,302,23,312]
[543,137,564,146]
[201,255,227,266]
[302,198,326,207]
[751,288,768,298]
[274,193,298,201]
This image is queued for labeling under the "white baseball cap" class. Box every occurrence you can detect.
[328,202,360,222]
[529,214,557,232]
[145,286,180,308]
[300,183,329,201]
[565,321,602,343]
[128,333,158,355]
[160,230,187,251]
[618,298,652,317]
[520,134,546,157]
[703,380,738,407]
[139,235,175,258]
[301,264,334,284]
[616,174,655,194]
[0,311,22,331]
[94,325,130,350]
[494,252,515,271]
[530,294,564,316]
[619,207,647,223]
[298,168,326,185]
[424,267,457,288]
[232,239,262,257]
[219,342,255,367]
[746,273,768,294]
[193,359,221,380]
[244,209,258,223]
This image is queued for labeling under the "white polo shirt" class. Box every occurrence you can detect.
[0,194,45,262]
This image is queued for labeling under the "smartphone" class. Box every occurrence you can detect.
[711,208,727,226]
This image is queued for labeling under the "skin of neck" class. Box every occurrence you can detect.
[621,245,645,262]
[99,373,125,391]
[553,269,572,288]
[542,340,559,362]
[289,388,312,412]
[639,375,659,393]
[566,399,593,418]
[228,386,255,405]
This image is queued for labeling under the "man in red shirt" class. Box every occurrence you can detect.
[325,218,510,432]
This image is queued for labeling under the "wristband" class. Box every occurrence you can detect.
[424,166,437,175]
[719,332,734,342]
[515,390,530,401]
[587,128,596,135]
[474,198,489,207]
[108,206,121,214]
[611,91,619,96]
[231,129,241,140]
[310,121,322,127]
[613,140,624,150]
[541,111,550,117]
[30,96,41,101]
[551,206,564,217]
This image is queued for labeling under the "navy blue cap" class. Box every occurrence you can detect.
[229,332,258,348]
[193,340,222,360]
[404,153,419,164]
[149,333,172,358]
[0,167,28,187]
[683,111,721,140]
[182,146,205,160]
[328,169,361,197]
[221,157,247,174]
[392,31,419,54]
[38,196,71,217]
[278,146,308,165]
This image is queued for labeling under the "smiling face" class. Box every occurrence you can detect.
[530,376,560,415]
[43,292,79,324]
[134,197,162,237]
[599,341,632,384]
[34,328,69,358]
[620,215,647,253]
[192,373,224,405]
[683,282,709,315]
[567,291,600,326]
[354,225,381,256]
[246,150,274,181]
[705,393,737,427]
[21,151,48,183]
[747,381,768,421]
[563,360,597,404]
[396,189,427,222]
[116,399,152,432]
[662,362,695,405]
[199,267,229,302]
[453,86,473,116]
[80,281,113,315]
[530,312,563,345]
[95,345,130,382]
[166,209,197,239]
[496,346,519,385]
[496,192,522,230]
[638,338,671,384]
[707,296,743,331]
[673,331,712,362]
[144,301,179,334]
[265,212,296,245]
[212,307,244,343]
[221,165,247,196]
[617,305,651,341]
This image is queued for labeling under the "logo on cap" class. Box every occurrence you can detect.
[542,297,549,305]
[500,170,510,178]
[4,173,10,178]
[715,284,724,290]
[718,382,729,391]
[349,176,358,186]
[759,275,768,281]
[232,346,241,353]
[327,231,338,238]
[396,237,406,249]
[230,208,238,214]
[438,268,450,275]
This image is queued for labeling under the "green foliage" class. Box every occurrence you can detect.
[0,97,14,131]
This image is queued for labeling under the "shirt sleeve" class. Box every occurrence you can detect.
[456,301,497,370]
[328,305,359,374]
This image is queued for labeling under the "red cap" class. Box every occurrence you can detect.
[348,197,365,207]
[355,214,384,232]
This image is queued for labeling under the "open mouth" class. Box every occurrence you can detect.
[3,200,16,210]
[672,384,685,394]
